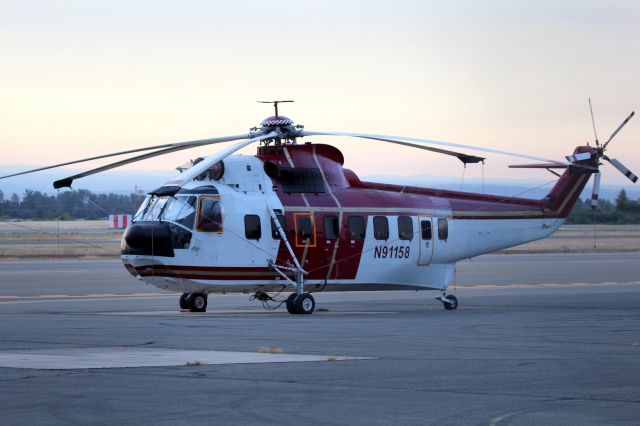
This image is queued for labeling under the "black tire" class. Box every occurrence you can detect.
[188,293,207,312]
[294,293,315,315]
[179,293,190,310]
[285,293,297,314]
[443,294,458,311]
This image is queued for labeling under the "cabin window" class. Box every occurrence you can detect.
[297,216,313,239]
[373,216,389,240]
[398,216,413,240]
[244,215,261,240]
[324,215,339,240]
[196,196,222,232]
[271,214,287,239]
[348,216,366,240]
[438,218,448,241]
[421,220,432,240]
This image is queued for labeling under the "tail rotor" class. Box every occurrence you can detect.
[568,100,637,210]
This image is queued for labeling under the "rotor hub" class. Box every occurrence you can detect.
[254,116,303,146]
[260,115,294,127]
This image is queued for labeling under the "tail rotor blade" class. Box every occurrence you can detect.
[588,98,600,147]
[607,158,638,183]
[590,172,601,209]
[603,111,635,149]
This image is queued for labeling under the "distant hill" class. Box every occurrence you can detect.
[0,166,168,196]
[1,166,639,202]
[362,174,640,202]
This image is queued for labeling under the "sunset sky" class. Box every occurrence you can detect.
[1,0,638,189]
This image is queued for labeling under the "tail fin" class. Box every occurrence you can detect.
[543,146,597,218]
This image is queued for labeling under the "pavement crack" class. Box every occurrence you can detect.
[0,375,37,382]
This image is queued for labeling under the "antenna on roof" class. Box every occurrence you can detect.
[257,100,294,116]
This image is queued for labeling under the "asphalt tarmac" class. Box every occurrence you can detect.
[0,253,639,425]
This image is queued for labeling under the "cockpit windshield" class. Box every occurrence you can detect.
[133,195,152,220]
[132,195,197,229]
[162,196,196,228]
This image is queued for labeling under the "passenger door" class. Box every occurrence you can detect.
[417,217,434,265]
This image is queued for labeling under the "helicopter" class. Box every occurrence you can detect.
[1,100,636,314]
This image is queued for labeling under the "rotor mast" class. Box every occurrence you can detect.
[257,100,294,117]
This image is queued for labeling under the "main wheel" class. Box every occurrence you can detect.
[285,293,297,314]
[293,293,315,315]
[443,294,458,311]
[179,293,190,310]
[187,293,207,312]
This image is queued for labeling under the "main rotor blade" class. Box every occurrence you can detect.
[52,132,261,189]
[347,135,485,164]
[302,130,559,163]
[607,158,638,183]
[162,131,278,186]
[509,162,569,169]
[0,133,251,181]
[603,111,635,149]
[590,171,601,209]
[588,98,600,147]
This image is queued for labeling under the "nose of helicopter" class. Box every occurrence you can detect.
[121,222,175,257]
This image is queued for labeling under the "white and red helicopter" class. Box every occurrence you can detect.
[2,100,637,314]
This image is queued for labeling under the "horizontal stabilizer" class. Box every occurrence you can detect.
[565,152,593,162]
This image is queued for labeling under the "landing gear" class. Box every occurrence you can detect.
[184,293,207,312]
[285,293,297,314]
[286,293,315,315]
[439,294,458,310]
[179,293,189,310]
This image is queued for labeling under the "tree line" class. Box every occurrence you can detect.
[0,188,638,223]
[0,189,143,220]
[565,189,640,224]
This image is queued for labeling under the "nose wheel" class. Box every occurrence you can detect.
[438,294,458,310]
[179,293,208,312]
[285,293,315,315]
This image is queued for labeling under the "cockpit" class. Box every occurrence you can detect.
[122,185,223,257]
[133,195,197,229]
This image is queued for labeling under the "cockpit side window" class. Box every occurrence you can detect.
[196,196,223,232]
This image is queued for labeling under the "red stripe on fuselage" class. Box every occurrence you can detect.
[133,264,279,281]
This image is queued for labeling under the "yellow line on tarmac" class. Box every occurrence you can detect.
[457,281,640,289]
[0,295,176,305]
[0,293,174,301]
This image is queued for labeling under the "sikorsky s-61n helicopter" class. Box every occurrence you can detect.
[2,100,637,314]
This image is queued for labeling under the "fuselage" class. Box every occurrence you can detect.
[121,143,592,295]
